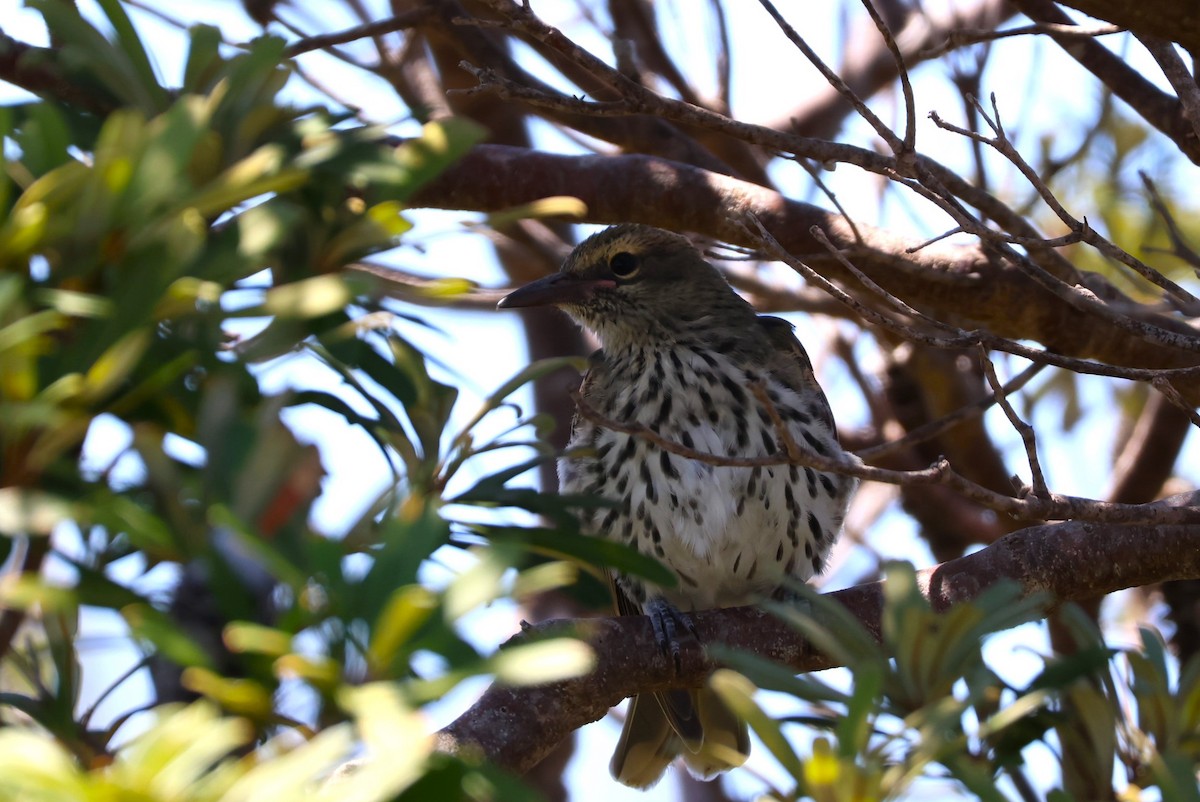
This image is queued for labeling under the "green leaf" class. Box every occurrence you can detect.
[491,638,594,685]
[0,729,86,797]
[13,102,73,176]
[710,670,804,780]
[333,684,432,798]
[260,274,376,319]
[182,25,225,92]
[224,623,294,657]
[80,327,152,404]
[454,356,586,443]
[763,581,882,668]
[358,506,450,616]
[486,196,588,228]
[1026,646,1113,693]
[182,669,273,717]
[188,146,308,217]
[385,119,486,201]
[708,644,850,705]
[480,525,675,588]
[369,585,438,671]
[837,663,881,755]
[95,0,169,110]
[123,603,215,669]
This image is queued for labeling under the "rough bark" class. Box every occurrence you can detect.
[435,499,1200,775]
[413,145,1200,382]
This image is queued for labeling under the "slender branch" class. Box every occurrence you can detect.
[1151,378,1200,429]
[938,95,1200,314]
[857,364,1046,461]
[755,0,908,159]
[1013,0,1200,165]
[282,9,433,57]
[977,346,1048,498]
[1140,172,1200,274]
[435,508,1200,774]
[568,389,1200,525]
[1136,35,1200,145]
[445,2,1200,354]
[915,21,1124,59]
[410,144,1200,388]
[858,0,917,155]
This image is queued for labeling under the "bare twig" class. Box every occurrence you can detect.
[905,226,966,253]
[916,21,1123,60]
[411,145,1200,384]
[1141,172,1200,273]
[749,382,804,463]
[708,0,733,113]
[858,0,917,155]
[1013,0,1200,165]
[449,3,1200,356]
[283,9,433,57]
[1150,378,1200,429]
[954,94,1200,314]
[1136,35,1200,146]
[569,389,1200,525]
[858,362,1046,461]
[977,347,1048,498]
[755,0,908,161]
[786,154,867,245]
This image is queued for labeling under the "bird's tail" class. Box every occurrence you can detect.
[610,688,750,788]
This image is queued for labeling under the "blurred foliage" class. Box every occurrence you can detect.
[712,564,1200,802]
[0,4,657,800]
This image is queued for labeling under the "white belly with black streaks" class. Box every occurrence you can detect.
[561,345,854,611]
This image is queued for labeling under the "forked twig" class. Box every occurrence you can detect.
[977,346,1048,498]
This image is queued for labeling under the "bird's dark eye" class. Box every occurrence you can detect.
[609,251,640,278]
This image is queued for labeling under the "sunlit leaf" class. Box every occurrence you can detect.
[0,729,87,798]
[370,585,438,671]
[181,668,273,717]
[710,670,792,777]
[485,196,588,228]
[0,488,74,535]
[123,603,215,670]
[386,118,486,200]
[328,684,433,801]
[492,638,595,685]
[224,622,294,657]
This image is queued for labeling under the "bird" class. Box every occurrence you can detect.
[498,224,856,788]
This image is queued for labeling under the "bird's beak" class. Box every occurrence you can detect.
[497,272,616,309]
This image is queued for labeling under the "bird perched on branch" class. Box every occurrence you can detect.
[499,224,855,788]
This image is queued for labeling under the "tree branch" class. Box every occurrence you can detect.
[412,145,1200,385]
[435,499,1200,774]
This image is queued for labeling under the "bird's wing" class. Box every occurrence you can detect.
[756,315,837,435]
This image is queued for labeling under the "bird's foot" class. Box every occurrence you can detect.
[644,597,697,672]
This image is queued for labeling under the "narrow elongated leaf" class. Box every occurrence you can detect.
[482,524,675,587]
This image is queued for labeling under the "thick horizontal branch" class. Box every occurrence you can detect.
[435,505,1200,775]
[411,145,1200,383]
[1055,0,1200,53]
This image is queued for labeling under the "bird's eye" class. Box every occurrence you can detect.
[609,251,640,278]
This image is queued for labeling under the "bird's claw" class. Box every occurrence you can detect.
[644,597,697,672]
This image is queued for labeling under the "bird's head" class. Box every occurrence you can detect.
[498,224,754,351]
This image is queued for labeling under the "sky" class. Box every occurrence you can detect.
[3,1,1198,800]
